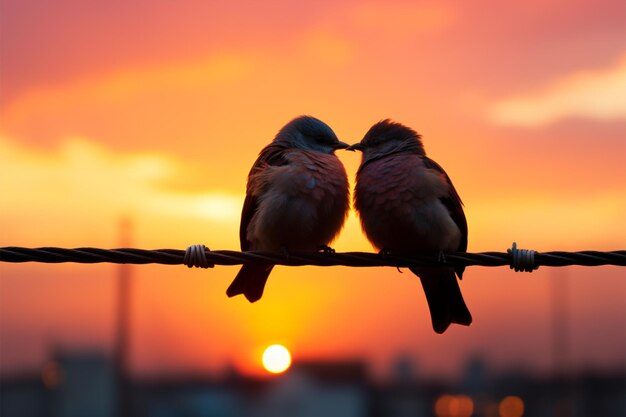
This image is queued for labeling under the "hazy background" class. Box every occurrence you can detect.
[1,0,625,380]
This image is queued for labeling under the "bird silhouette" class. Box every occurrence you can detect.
[227,116,350,302]
[349,119,472,333]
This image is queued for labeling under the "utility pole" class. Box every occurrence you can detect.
[115,218,133,417]
[551,270,572,417]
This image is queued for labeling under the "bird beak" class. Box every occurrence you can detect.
[346,143,364,152]
[332,140,351,150]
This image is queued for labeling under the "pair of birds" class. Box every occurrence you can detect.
[227,115,471,334]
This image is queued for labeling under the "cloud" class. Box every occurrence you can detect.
[0,136,243,246]
[2,53,254,127]
[488,53,626,127]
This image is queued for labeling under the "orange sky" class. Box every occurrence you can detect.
[1,0,625,379]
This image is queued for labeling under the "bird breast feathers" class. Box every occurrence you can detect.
[357,155,449,205]
[250,150,348,201]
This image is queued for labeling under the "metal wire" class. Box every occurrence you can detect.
[1,245,624,270]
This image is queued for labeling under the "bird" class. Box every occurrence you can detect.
[227,115,351,302]
[348,119,472,333]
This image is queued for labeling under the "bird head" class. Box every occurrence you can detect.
[347,119,425,160]
[274,115,350,154]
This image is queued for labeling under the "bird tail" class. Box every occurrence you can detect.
[411,267,472,334]
[227,264,274,303]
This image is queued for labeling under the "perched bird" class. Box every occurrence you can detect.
[227,116,350,302]
[349,120,472,333]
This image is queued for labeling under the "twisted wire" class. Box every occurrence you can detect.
[1,245,624,270]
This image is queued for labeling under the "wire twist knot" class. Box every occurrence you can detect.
[508,242,538,272]
[183,245,214,268]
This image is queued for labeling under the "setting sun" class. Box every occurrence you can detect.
[262,344,292,374]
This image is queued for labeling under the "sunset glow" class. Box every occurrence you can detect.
[0,0,624,382]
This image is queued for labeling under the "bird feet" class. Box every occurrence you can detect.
[318,245,336,254]
[378,248,403,273]
[279,246,290,261]
[437,250,447,264]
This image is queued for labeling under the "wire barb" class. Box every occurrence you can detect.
[0,245,624,270]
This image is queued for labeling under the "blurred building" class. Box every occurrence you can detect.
[133,361,370,417]
[253,361,369,417]
[52,351,117,417]
[1,354,625,417]
[0,350,116,417]
[0,372,49,417]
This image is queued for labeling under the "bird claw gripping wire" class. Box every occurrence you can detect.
[376,248,403,273]
[437,250,447,264]
[183,245,214,268]
[508,242,538,272]
[318,245,336,254]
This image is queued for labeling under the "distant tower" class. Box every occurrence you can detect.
[115,217,133,417]
[551,270,572,417]
[551,270,570,377]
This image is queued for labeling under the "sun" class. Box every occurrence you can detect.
[262,344,292,374]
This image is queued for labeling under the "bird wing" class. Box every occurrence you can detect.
[422,156,468,277]
[239,194,257,251]
[239,143,291,250]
